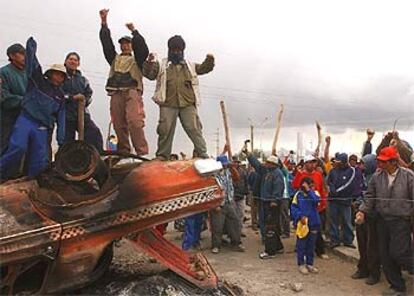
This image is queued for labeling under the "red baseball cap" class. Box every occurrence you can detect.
[377,146,399,161]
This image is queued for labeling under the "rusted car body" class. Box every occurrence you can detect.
[0,146,223,295]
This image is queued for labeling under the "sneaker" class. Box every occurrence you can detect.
[365,275,380,285]
[307,265,319,274]
[211,247,220,254]
[298,265,309,275]
[230,244,245,252]
[259,251,276,259]
[344,243,357,249]
[351,270,369,279]
[382,287,406,296]
[319,254,329,260]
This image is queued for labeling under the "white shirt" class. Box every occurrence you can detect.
[387,168,399,188]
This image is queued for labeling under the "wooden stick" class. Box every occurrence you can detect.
[77,99,85,141]
[220,101,232,159]
[315,121,322,157]
[271,104,284,155]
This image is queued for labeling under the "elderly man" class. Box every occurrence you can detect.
[327,153,356,249]
[143,35,214,160]
[99,9,149,155]
[357,147,414,296]
[0,37,66,179]
[246,152,285,259]
[0,43,28,154]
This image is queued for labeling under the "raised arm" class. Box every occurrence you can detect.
[195,54,215,75]
[99,9,117,65]
[324,136,331,162]
[25,37,44,87]
[126,23,149,70]
[142,53,160,80]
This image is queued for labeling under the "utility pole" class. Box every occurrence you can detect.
[250,125,254,152]
[214,128,220,157]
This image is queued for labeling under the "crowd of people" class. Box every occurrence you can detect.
[1,9,413,296]
[179,131,413,296]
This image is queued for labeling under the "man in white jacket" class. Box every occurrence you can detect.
[143,35,214,160]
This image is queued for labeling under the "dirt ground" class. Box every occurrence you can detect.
[81,222,413,296]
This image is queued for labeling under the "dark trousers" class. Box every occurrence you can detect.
[64,119,104,152]
[210,202,241,248]
[328,202,354,245]
[356,216,381,278]
[279,199,291,236]
[315,209,327,255]
[263,201,284,255]
[297,231,318,266]
[377,216,413,292]
[1,111,19,155]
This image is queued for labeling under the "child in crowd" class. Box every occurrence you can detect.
[291,177,321,275]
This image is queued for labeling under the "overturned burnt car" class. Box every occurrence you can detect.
[0,141,224,295]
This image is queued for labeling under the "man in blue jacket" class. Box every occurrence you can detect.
[62,52,103,152]
[0,37,66,179]
[245,152,285,259]
[327,153,356,248]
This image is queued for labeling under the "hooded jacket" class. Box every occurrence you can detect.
[291,189,321,231]
[327,165,356,205]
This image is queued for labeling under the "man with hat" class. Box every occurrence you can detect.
[143,35,214,160]
[0,37,67,179]
[99,9,149,156]
[292,154,329,259]
[0,43,28,155]
[327,152,356,248]
[232,155,249,234]
[357,146,414,295]
[245,151,285,259]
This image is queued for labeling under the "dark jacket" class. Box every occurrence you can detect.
[247,155,285,202]
[21,37,65,145]
[291,189,321,231]
[233,166,249,199]
[62,69,93,122]
[327,166,356,205]
[360,167,414,218]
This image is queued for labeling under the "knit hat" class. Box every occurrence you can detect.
[168,35,186,50]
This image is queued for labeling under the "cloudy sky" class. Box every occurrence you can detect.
[1,0,413,156]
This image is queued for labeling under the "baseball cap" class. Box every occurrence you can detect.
[377,146,399,162]
[304,155,316,163]
[118,36,132,43]
[334,153,348,163]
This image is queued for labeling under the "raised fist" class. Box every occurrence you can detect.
[99,9,109,23]
[206,53,214,59]
[126,22,135,32]
[325,136,331,144]
[147,53,156,62]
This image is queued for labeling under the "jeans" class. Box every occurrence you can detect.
[297,231,318,266]
[0,114,48,178]
[328,201,354,245]
[182,213,204,250]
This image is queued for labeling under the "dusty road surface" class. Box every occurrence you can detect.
[80,223,413,296]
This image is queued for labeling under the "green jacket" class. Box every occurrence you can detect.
[0,63,28,116]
